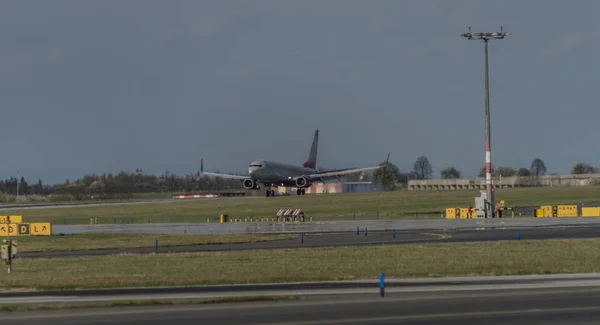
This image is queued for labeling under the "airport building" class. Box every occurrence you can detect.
[272,181,374,195]
[172,181,375,199]
[341,182,374,193]
[273,182,342,195]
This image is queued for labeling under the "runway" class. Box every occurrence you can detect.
[51,216,600,235]
[3,277,600,324]
[19,224,600,259]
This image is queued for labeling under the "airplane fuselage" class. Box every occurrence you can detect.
[248,159,316,185]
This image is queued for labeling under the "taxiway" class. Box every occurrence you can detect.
[2,275,600,324]
[19,225,600,259]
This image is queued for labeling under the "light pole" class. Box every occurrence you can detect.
[461,26,511,218]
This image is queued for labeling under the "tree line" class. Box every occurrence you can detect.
[2,157,600,200]
[0,169,245,201]
[371,156,600,190]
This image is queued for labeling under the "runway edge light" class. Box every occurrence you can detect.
[380,273,385,298]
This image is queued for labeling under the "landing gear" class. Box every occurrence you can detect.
[265,187,275,197]
[296,188,306,196]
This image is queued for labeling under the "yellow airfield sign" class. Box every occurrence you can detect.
[0,223,51,236]
[0,216,23,223]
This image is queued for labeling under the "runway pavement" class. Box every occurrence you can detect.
[51,216,600,235]
[3,274,600,324]
[19,224,600,259]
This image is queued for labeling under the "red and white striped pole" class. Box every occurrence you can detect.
[484,39,494,218]
[461,26,511,218]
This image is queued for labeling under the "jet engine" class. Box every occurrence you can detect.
[295,176,311,188]
[243,179,259,189]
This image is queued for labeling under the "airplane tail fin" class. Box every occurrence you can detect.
[303,129,318,169]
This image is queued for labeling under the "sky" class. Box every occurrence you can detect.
[0,0,598,184]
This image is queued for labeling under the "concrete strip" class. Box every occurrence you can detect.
[52,216,600,235]
[4,277,600,306]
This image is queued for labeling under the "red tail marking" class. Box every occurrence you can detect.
[303,161,316,169]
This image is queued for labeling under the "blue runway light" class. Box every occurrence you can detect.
[393,229,396,239]
[356,227,359,235]
[517,231,521,240]
[155,240,158,252]
[300,233,304,244]
[365,228,368,236]
[380,272,385,297]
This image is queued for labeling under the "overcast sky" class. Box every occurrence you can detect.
[0,0,598,184]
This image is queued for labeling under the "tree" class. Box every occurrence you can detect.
[19,177,28,195]
[572,162,597,175]
[530,158,547,177]
[413,156,432,180]
[396,171,417,184]
[478,165,518,177]
[373,161,398,190]
[440,167,461,179]
[495,166,517,177]
[517,168,531,177]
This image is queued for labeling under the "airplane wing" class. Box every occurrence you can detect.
[305,166,382,182]
[200,159,249,180]
[315,167,356,173]
[304,153,390,182]
[201,171,249,180]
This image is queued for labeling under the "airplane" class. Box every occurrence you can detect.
[200,129,386,197]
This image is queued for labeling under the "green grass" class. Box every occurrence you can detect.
[2,239,600,291]
[0,296,300,312]
[13,234,296,252]
[0,192,174,205]
[5,186,600,225]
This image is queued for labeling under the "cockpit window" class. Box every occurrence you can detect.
[249,164,263,167]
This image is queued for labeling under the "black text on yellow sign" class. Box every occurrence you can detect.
[0,223,51,236]
[0,216,23,223]
[31,223,51,236]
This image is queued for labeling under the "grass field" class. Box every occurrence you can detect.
[2,239,600,290]
[4,186,600,225]
[0,193,173,205]
[13,234,296,252]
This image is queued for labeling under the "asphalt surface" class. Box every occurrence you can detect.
[3,284,600,324]
[19,225,600,259]
[51,216,600,235]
